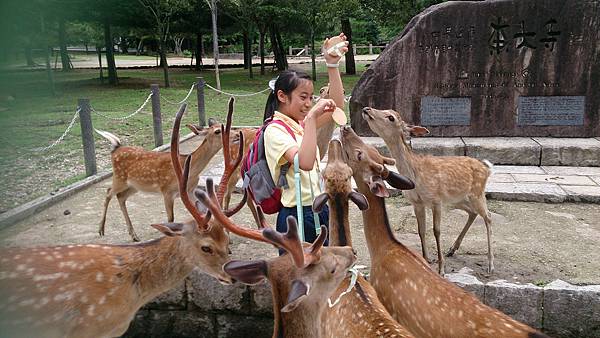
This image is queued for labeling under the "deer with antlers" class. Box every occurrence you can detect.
[194,178,356,338]
[0,104,265,338]
[361,107,494,275]
[340,125,550,338]
[96,105,232,242]
[313,139,415,338]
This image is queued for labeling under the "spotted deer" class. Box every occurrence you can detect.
[0,104,264,338]
[362,107,494,274]
[195,179,356,338]
[340,125,550,338]
[97,105,230,242]
[313,139,415,338]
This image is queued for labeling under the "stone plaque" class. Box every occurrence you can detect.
[350,0,600,137]
[517,96,585,126]
[421,96,471,125]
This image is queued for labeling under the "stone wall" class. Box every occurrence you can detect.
[121,269,600,338]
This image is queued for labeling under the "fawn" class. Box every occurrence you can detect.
[362,107,494,274]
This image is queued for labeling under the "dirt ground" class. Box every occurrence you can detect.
[1,176,599,286]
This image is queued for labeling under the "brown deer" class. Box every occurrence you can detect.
[0,104,268,338]
[97,109,227,242]
[220,127,258,210]
[315,85,338,160]
[340,125,550,338]
[362,107,494,274]
[195,179,357,338]
[313,139,415,338]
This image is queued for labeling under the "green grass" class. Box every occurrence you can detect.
[0,62,367,211]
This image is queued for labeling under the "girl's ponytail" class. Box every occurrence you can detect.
[263,89,278,122]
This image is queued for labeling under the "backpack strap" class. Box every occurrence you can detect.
[263,119,296,189]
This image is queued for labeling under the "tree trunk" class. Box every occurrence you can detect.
[85,43,89,54]
[246,30,253,79]
[209,0,221,90]
[195,32,203,70]
[120,37,128,54]
[242,31,249,69]
[341,18,356,75]
[25,43,35,66]
[270,23,287,71]
[259,28,265,75]
[104,19,118,85]
[40,13,55,95]
[97,46,104,84]
[160,39,170,88]
[58,18,72,71]
[310,14,316,80]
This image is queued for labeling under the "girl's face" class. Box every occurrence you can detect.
[277,80,314,122]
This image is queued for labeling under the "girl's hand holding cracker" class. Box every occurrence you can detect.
[323,33,349,66]
[307,98,336,122]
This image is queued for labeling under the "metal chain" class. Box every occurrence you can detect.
[91,92,153,121]
[33,108,81,152]
[162,83,196,105]
[204,83,271,97]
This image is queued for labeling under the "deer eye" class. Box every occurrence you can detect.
[387,115,395,122]
[201,246,213,254]
[357,151,363,161]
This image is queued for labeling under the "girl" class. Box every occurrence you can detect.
[263,33,348,245]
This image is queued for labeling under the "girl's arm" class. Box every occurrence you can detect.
[324,33,348,109]
[283,99,335,170]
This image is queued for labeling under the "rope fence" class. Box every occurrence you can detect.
[162,83,197,105]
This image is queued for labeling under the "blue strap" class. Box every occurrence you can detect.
[293,154,304,241]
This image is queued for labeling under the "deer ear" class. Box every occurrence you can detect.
[208,117,218,127]
[407,125,429,137]
[312,193,329,213]
[223,260,268,285]
[385,171,415,190]
[382,156,396,166]
[348,191,369,210]
[281,279,310,313]
[368,176,390,198]
[151,222,186,237]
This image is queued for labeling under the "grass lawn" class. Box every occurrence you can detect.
[0,62,368,213]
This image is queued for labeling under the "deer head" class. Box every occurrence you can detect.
[361,107,429,145]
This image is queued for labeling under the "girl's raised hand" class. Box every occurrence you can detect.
[323,32,349,65]
[307,98,336,121]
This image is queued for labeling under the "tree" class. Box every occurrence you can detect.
[206,0,221,90]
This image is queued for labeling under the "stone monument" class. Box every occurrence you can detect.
[350,0,600,137]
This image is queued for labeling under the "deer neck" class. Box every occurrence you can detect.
[386,135,418,181]
[121,237,195,305]
[188,141,221,178]
[328,194,352,247]
[355,180,397,258]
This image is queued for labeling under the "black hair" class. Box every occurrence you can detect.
[263,70,312,122]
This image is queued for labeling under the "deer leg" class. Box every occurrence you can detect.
[474,197,494,274]
[446,212,477,257]
[432,203,444,275]
[116,188,140,242]
[413,204,429,263]
[99,187,114,237]
[163,193,175,222]
[247,197,262,228]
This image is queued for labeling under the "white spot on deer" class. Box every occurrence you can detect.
[34,272,68,282]
[44,256,54,261]
[86,244,100,248]
[87,305,96,316]
[54,292,74,302]
[14,254,22,259]
[53,253,63,259]
[96,272,104,282]
[16,264,26,271]
[98,296,106,305]
[18,299,36,307]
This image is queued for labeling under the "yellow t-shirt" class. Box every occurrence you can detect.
[264,111,322,207]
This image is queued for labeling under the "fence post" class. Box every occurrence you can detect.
[288,46,292,56]
[78,98,97,177]
[304,45,308,56]
[353,44,357,55]
[150,84,163,147]
[196,77,206,127]
[369,43,373,54]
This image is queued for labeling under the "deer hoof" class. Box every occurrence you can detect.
[445,248,456,257]
[131,234,141,242]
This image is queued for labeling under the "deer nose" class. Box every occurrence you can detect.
[362,107,371,113]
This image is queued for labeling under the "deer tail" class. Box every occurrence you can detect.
[94,129,122,152]
[482,159,494,174]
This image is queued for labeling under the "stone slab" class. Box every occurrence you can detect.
[512,174,596,186]
[250,281,274,315]
[144,281,186,310]
[410,137,465,156]
[534,138,600,166]
[541,166,600,176]
[123,310,216,338]
[216,314,273,338]
[187,269,248,312]
[492,165,546,175]
[543,280,600,338]
[485,182,567,203]
[488,173,515,183]
[484,280,543,329]
[445,272,485,301]
[463,138,541,165]
[561,185,600,203]
[592,176,600,185]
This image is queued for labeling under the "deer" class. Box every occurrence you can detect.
[313,139,415,338]
[340,125,550,338]
[0,104,267,338]
[96,106,228,242]
[220,127,258,210]
[315,85,338,160]
[193,177,356,338]
[361,107,495,275]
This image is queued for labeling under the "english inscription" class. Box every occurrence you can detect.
[421,96,471,126]
[517,96,585,126]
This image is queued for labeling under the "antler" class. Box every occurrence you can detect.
[195,178,271,244]
[171,103,211,230]
[263,217,327,268]
[216,97,244,207]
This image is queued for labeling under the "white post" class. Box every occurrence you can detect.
[208,0,221,90]
[369,43,373,54]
